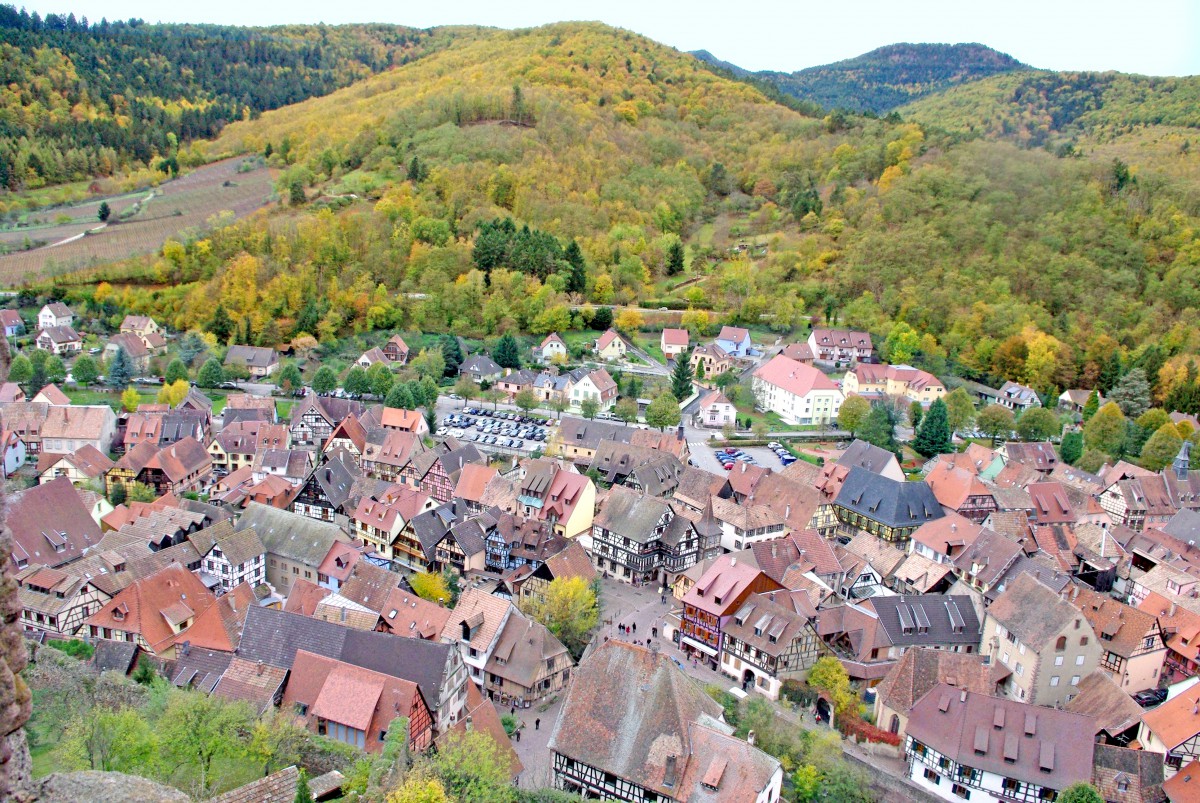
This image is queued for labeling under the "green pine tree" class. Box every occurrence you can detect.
[440,334,463,376]
[494,333,521,369]
[564,239,588,294]
[208,304,233,343]
[665,239,685,276]
[106,347,133,389]
[1082,389,1100,421]
[670,349,693,401]
[1060,431,1084,465]
[913,399,953,457]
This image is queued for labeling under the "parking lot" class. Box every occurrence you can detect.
[689,443,794,474]
[440,408,555,455]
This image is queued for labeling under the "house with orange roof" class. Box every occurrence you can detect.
[1068,585,1166,693]
[167,582,256,653]
[282,649,433,753]
[441,587,515,685]
[316,541,361,592]
[380,406,429,436]
[322,415,367,462]
[924,462,998,523]
[842,363,945,406]
[137,437,213,496]
[41,404,116,454]
[908,513,984,565]
[84,562,218,656]
[515,459,597,539]
[593,328,628,361]
[0,309,24,338]
[377,587,452,640]
[1137,590,1200,684]
[1141,685,1200,777]
[752,354,843,425]
[454,462,498,515]
[518,542,596,607]
[660,328,689,358]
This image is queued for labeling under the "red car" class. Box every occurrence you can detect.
[722,462,734,470]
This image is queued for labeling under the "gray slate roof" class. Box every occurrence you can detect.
[868,594,981,648]
[593,486,673,544]
[833,466,944,529]
[92,639,139,675]
[235,503,342,568]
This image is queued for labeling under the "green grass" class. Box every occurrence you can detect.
[64,386,232,413]
[635,335,667,365]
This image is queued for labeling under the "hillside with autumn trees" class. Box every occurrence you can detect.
[0,5,477,193]
[24,19,1200,409]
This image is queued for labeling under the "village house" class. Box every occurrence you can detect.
[904,684,1096,802]
[1059,389,1101,416]
[689,343,734,381]
[1069,586,1166,693]
[591,486,720,586]
[289,395,365,448]
[924,463,999,523]
[832,466,944,543]
[282,649,434,753]
[715,325,754,358]
[982,574,1102,707]
[104,332,152,370]
[236,503,349,595]
[380,406,430,435]
[224,345,279,378]
[752,355,843,425]
[208,420,289,474]
[780,341,815,364]
[188,519,267,595]
[807,327,874,365]
[85,562,217,656]
[533,332,568,363]
[593,328,629,361]
[549,416,636,462]
[710,496,787,552]
[291,451,358,525]
[15,563,112,638]
[38,302,73,330]
[120,314,161,338]
[1141,685,1200,775]
[517,541,595,606]
[237,605,468,732]
[719,589,823,700]
[549,640,784,802]
[136,437,212,496]
[842,363,946,406]
[0,402,48,456]
[250,448,312,486]
[37,444,113,487]
[382,335,410,364]
[1,309,25,338]
[694,389,736,428]
[997,381,1042,412]
[459,354,503,384]
[34,325,82,355]
[353,484,436,566]
[0,428,26,477]
[355,346,389,369]
[873,648,1009,739]
[1101,473,1177,532]
[660,328,689,359]
[680,554,783,669]
[362,429,426,482]
[514,459,596,539]
[40,404,116,454]
[568,367,617,412]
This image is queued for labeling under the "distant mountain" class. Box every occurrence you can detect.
[693,43,1027,114]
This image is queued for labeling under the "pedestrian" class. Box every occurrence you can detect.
[535,718,541,731]
[511,705,516,716]
[515,728,521,742]
[632,622,637,633]
[661,594,666,604]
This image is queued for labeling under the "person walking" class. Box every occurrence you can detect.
[632,622,637,634]
[515,728,521,742]
[535,718,541,731]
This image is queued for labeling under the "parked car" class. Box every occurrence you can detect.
[1134,688,1168,708]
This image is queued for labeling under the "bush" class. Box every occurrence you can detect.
[47,639,94,660]
[780,679,817,708]
[838,714,902,746]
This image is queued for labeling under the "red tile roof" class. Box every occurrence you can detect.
[752,355,838,397]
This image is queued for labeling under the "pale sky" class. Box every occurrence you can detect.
[20,0,1200,76]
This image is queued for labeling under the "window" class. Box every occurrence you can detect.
[923,768,941,785]
[1055,636,1066,652]
[1080,636,1089,646]
[1070,675,1080,686]
[1015,663,1023,676]
[1049,676,1059,687]
[1054,656,1064,666]
[1075,655,1085,666]
[952,783,971,799]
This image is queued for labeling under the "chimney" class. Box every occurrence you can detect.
[730,557,737,567]
[747,730,757,746]
[664,755,678,787]
[465,715,473,731]
[785,504,791,519]
[256,660,264,676]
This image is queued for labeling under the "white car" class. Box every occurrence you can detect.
[436,427,448,436]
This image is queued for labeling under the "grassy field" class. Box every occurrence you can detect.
[0,157,276,285]
[64,386,237,414]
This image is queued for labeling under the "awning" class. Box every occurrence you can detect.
[682,637,718,657]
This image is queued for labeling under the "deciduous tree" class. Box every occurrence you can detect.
[197,358,224,388]
[521,577,599,659]
[1016,407,1060,442]
[8,354,31,385]
[164,358,189,385]
[278,361,303,392]
[1083,402,1127,457]
[121,386,141,413]
[977,404,1015,445]
[944,387,976,433]
[646,392,681,431]
[614,397,639,424]
[837,394,870,436]
[580,398,599,420]
[344,366,371,396]
[311,365,338,395]
[71,354,99,385]
[410,571,452,605]
[156,379,189,407]
[514,389,538,414]
[1141,423,1185,471]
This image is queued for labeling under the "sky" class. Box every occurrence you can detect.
[20,0,1200,76]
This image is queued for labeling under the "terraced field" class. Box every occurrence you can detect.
[0,157,276,284]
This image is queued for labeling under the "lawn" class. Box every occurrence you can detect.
[634,334,668,365]
[64,386,233,414]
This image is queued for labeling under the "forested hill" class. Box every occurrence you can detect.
[0,6,474,190]
[900,69,1200,147]
[693,43,1026,114]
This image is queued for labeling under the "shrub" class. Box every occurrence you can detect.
[47,639,94,660]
